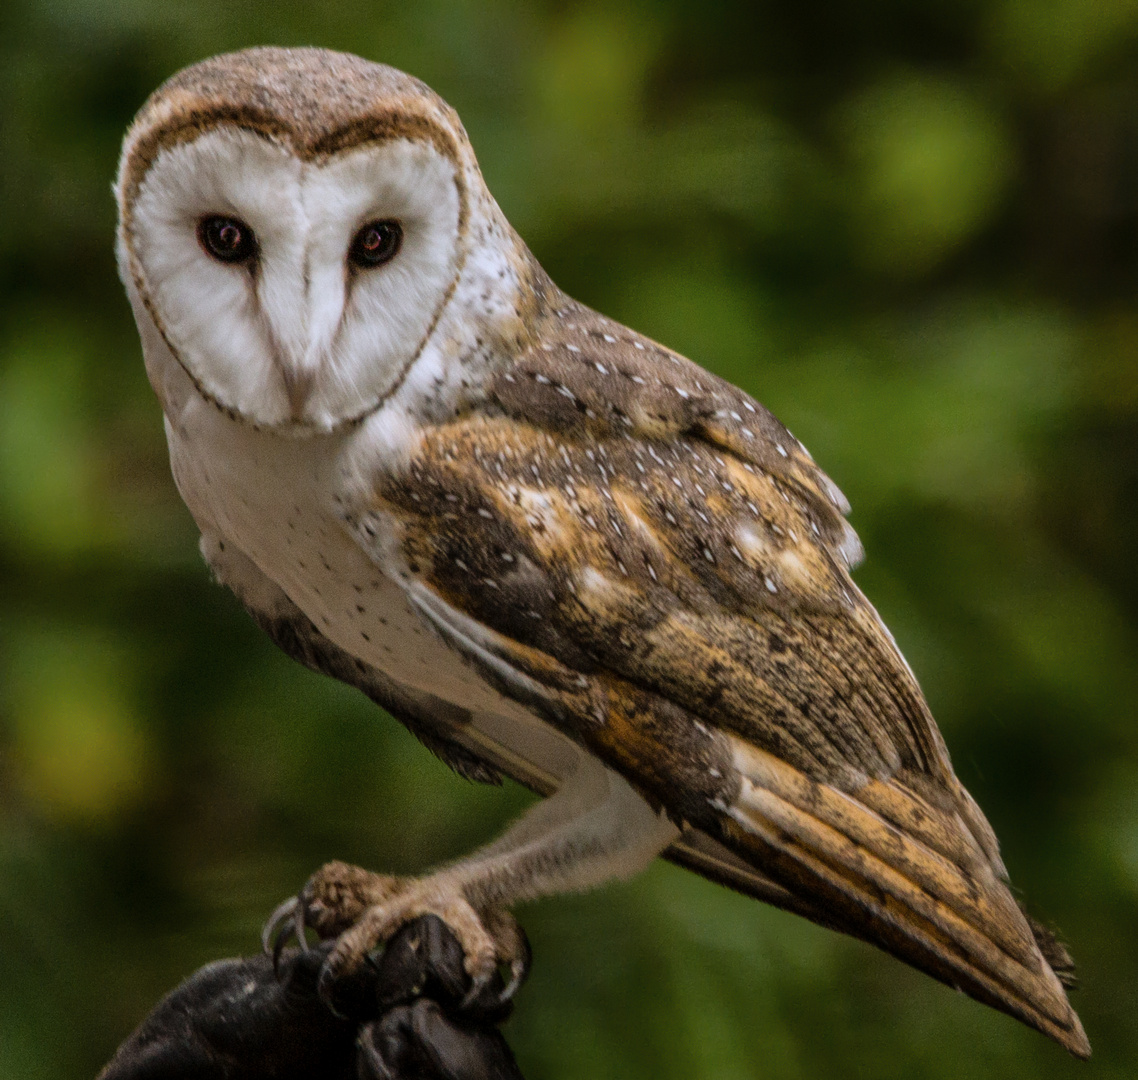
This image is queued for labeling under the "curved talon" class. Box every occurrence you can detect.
[293,897,311,954]
[499,929,532,1004]
[263,896,298,955]
[461,970,495,1011]
[263,895,310,977]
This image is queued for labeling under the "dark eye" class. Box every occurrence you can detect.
[349,220,402,268]
[198,216,257,263]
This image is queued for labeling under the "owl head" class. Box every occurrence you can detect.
[116,47,518,433]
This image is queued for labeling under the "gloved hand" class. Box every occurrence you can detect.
[97,915,527,1080]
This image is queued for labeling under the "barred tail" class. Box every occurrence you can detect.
[712,734,1090,1058]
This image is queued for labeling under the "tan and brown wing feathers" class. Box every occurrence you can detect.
[493,298,863,564]
[345,294,1087,1056]
[395,569,1087,1055]
[382,403,936,789]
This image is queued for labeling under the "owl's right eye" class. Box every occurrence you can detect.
[198,216,257,264]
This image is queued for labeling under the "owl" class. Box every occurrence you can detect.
[116,47,1088,1057]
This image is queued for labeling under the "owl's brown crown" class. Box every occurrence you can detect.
[119,47,469,206]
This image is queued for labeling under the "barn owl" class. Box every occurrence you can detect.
[115,47,1089,1056]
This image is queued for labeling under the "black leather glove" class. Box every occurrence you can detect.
[97,916,526,1080]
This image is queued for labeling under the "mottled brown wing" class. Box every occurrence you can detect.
[345,295,1087,1057]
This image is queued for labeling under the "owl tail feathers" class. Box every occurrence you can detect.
[713,735,1090,1059]
[1022,910,1079,990]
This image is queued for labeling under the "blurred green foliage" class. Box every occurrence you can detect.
[1,1,1137,1076]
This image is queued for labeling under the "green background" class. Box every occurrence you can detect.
[2,1,1137,1076]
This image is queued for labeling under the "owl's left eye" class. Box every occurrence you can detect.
[198,216,257,264]
[349,220,403,268]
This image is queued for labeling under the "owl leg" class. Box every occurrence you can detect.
[265,754,679,1005]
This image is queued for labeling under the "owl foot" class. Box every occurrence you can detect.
[264,860,531,1015]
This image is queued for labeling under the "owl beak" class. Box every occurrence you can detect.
[259,263,343,424]
[277,258,346,424]
[280,364,317,419]
[261,322,321,422]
